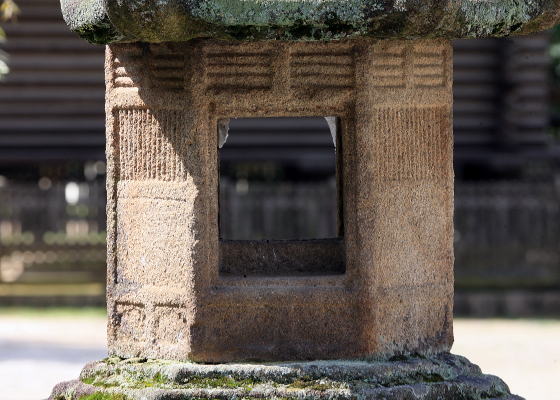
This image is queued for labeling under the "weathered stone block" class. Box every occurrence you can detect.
[61,0,560,44]
[103,39,454,362]
[48,354,523,400]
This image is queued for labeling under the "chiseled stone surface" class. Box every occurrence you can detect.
[48,353,524,400]
[53,1,555,397]
[104,39,454,362]
[61,0,560,44]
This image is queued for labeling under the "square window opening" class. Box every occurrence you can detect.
[218,116,345,277]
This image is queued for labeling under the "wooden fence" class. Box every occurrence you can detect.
[1,179,559,306]
[0,180,106,305]
[219,178,338,240]
[455,183,560,290]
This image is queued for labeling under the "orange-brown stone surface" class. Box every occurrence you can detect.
[105,39,454,362]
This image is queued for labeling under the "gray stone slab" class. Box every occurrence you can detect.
[61,0,560,44]
[49,352,524,400]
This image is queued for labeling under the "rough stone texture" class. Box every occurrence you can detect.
[220,239,345,276]
[52,0,553,396]
[104,39,454,363]
[48,353,524,400]
[61,0,560,44]
[51,3,545,398]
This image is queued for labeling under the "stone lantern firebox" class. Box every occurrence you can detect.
[51,1,560,399]
[105,39,454,363]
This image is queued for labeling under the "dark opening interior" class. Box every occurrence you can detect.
[218,117,345,277]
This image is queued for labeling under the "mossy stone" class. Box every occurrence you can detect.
[60,0,560,44]
[49,353,523,399]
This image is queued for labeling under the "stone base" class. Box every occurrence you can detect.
[49,353,523,400]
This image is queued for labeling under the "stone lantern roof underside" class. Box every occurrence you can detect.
[62,0,560,44]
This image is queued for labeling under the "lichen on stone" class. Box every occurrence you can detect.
[78,393,129,400]
[458,0,541,37]
[59,0,560,44]
[73,17,122,44]
[60,353,521,399]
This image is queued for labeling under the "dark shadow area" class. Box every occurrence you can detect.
[219,117,339,241]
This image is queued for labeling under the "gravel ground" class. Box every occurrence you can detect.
[0,314,557,400]
[452,319,560,399]
[0,313,107,400]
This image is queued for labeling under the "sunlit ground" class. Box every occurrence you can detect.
[452,319,560,399]
[0,309,107,400]
[0,309,558,400]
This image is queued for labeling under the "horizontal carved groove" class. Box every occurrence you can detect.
[373,83,406,88]
[207,62,270,69]
[414,66,444,75]
[412,49,446,87]
[414,73,445,79]
[207,71,271,77]
[372,46,406,88]
[144,47,185,89]
[112,48,143,88]
[207,55,270,64]
[207,65,271,74]
[290,82,354,90]
[208,77,272,87]
[205,50,274,92]
[111,46,186,89]
[151,54,183,59]
[290,50,355,90]
[414,58,444,66]
[414,80,446,87]
[413,51,445,58]
[208,85,271,93]
[372,64,404,70]
[292,72,353,78]
[291,65,354,76]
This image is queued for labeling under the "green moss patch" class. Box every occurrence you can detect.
[180,375,257,389]
[78,393,129,400]
[81,377,119,389]
[287,379,339,391]
[132,372,171,389]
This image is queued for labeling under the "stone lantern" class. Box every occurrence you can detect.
[51,1,559,399]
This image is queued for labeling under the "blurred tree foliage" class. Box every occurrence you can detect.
[0,0,19,77]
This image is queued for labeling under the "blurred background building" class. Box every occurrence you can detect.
[1,0,560,315]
